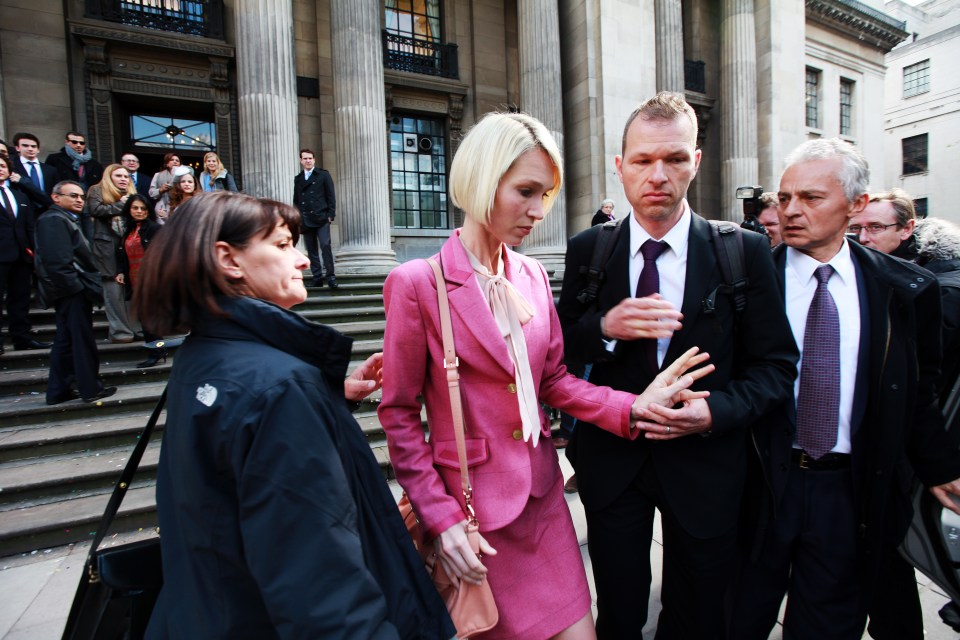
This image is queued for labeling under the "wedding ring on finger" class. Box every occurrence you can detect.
[666,426,671,434]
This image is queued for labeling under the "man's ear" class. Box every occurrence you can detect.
[848,193,869,219]
[215,241,243,280]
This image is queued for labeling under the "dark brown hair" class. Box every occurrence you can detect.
[162,152,180,169]
[134,192,302,335]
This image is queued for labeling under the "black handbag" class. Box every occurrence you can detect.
[61,389,167,640]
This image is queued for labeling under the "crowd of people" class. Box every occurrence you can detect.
[0,133,238,402]
[3,89,960,639]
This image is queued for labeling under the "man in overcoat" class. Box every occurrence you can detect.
[293,149,337,288]
[729,138,960,639]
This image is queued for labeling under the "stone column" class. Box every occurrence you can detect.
[655,0,685,93]
[720,0,759,221]
[234,0,299,202]
[517,0,567,274]
[329,0,397,273]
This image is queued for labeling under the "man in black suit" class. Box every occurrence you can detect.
[729,138,960,639]
[0,155,49,353]
[293,148,337,288]
[120,153,152,198]
[10,132,58,198]
[557,92,798,639]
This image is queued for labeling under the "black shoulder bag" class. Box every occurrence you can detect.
[61,389,167,640]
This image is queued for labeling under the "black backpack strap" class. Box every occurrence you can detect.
[576,218,625,307]
[702,221,748,317]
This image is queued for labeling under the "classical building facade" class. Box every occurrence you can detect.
[0,0,907,272]
[882,0,960,222]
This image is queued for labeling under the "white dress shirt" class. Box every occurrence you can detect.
[605,201,691,366]
[785,241,860,454]
[19,157,43,191]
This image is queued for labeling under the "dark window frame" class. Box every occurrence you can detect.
[840,78,854,136]
[389,114,449,230]
[806,68,821,129]
[902,133,928,176]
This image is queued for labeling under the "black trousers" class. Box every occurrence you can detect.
[586,460,737,640]
[866,548,923,640]
[0,259,34,345]
[48,292,102,401]
[728,465,868,640]
[301,223,334,280]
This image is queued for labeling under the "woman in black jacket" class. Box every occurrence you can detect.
[116,195,166,367]
[136,191,454,640]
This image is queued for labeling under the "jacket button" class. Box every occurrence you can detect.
[891,384,898,391]
[507,383,517,393]
[512,429,523,440]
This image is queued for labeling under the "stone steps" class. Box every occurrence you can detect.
[0,276,394,556]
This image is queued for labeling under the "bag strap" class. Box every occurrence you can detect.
[85,389,168,569]
[426,258,477,526]
[702,221,749,318]
[576,218,625,307]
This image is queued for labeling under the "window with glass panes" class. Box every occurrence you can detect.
[840,79,854,136]
[385,0,441,41]
[902,134,928,175]
[806,68,821,128]
[903,60,930,98]
[390,115,447,229]
[914,197,928,219]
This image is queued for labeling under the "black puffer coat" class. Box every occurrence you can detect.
[147,296,454,639]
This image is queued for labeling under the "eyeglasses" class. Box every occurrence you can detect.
[848,223,899,235]
[55,192,86,200]
[66,139,86,146]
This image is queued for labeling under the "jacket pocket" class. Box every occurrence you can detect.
[432,438,489,469]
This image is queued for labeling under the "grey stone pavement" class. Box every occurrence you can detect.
[1,454,957,639]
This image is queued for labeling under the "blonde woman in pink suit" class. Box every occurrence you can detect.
[378,112,714,640]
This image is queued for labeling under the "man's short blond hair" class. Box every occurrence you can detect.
[449,112,563,226]
[621,92,699,153]
[869,188,916,227]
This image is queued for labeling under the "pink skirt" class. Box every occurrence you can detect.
[477,478,592,639]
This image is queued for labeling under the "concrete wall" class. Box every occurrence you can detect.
[883,21,960,222]
[0,0,72,154]
[805,21,889,191]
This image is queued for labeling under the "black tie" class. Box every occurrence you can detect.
[636,240,669,370]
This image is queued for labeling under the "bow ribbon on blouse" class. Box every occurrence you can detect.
[467,248,542,446]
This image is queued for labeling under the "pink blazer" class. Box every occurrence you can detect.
[379,232,635,539]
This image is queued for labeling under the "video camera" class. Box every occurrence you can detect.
[736,185,768,237]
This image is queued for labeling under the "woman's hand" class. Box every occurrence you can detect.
[630,346,713,417]
[344,352,383,402]
[433,520,497,588]
[115,274,125,285]
[8,172,20,183]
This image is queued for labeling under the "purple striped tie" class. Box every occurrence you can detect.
[636,240,668,371]
[796,264,840,459]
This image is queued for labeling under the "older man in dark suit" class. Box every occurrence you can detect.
[557,92,798,639]
[0,155,49,353]
[729,138,960,640]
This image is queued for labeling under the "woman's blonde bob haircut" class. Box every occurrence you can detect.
[449,112,563,227]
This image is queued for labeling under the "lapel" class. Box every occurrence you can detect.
[0,188,17,225]
[772,247,799,427]
[661,213,719,367]
[849,244,879,437]
[438,232,515,377]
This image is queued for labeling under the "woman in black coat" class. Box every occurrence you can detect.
[136,192,454,640]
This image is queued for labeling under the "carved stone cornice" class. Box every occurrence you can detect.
[69,19,235,58]
[82,38,109,75]
[805,0,908,52]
